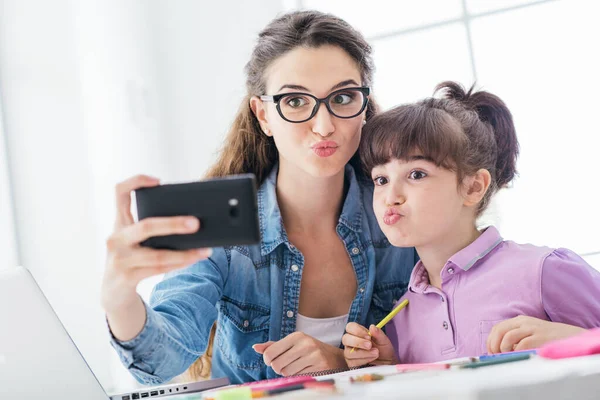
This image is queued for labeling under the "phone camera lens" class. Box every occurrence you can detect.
[229,198,239,219]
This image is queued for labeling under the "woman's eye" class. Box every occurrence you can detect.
[285,97,308,108]
[331,93,353,105]
[373,176,388,186]
[409,170,427,180]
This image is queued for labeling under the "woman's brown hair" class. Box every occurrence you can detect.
[187,10,377,381]
[360,81,519,215]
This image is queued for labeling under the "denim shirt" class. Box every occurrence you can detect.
[110,164,416,385]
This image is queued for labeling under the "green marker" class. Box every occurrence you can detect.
[460,353,531,369]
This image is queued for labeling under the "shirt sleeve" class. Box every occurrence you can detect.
[108,247,230,385]
[541,248,600,329]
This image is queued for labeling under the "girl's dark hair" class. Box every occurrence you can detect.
[205,10,377,184]
[360,81,519,214]
[189,10,376,380]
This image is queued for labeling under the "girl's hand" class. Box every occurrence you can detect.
[486,315,586,354]
[342,322,398,367]
[253,332,346,376]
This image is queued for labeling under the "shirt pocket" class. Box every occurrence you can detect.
[479,319,505,356]
[217,297,270,370]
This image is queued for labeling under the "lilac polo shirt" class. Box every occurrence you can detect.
[387,226,600,363]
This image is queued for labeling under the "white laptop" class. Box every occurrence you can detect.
[0,266,229,400]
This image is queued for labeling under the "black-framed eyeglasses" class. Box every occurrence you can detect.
[260,87,370,123]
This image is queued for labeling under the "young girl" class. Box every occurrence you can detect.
[342,82,600,366]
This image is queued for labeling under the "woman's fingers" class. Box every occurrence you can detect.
[261,335,296,367]
[107,216,200,250]
[252,342,275,355]
[279,354,313,376]
[114,175,160,229]
[269,346,304,375]
[114,247,210,269]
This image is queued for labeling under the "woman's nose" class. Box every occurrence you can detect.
[311,103,335,138]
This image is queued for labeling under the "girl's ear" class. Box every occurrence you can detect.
[462,169,491,207]
[249,96,272,137]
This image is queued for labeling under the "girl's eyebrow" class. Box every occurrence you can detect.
[406,155,436,163]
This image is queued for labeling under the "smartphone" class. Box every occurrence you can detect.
[134,174,260,250]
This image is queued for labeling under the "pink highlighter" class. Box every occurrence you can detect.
[538,328,600,359]
[396,363,450,372]
[237,375,316,391]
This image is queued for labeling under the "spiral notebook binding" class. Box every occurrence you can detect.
[293,364,372,377]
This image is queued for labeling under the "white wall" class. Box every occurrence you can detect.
[0,0,115,390]
[301,0,600,265]
[0,0,282,393]
[0,95,18,271]
[146,0,282,181]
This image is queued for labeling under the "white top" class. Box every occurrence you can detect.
[295,312,349,347]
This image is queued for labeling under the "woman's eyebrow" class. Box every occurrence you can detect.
[277,79,360,93]
[278,84,309,91]
[330,79,360,91]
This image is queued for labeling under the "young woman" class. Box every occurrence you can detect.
[101,11,417,384]
[342,81,600,366]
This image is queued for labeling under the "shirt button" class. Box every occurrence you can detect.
[359,287,365,293]
[447,267,455,274]
[443,321,449,330]
[351,247,360,255]
[440,296,445,302]
[291,264,299,272]
[287,310,294,318]
[243,320,249,328]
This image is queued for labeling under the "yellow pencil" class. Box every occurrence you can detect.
[349,299,409,354]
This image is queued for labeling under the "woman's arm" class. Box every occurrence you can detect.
[109,253,229,384]
[102,175,220,384]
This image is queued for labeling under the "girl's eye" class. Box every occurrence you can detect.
[373,176,388,186]
[409,170,427,180]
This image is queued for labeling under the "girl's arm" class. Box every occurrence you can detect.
[540,248,600,327]
[487,248,600,354]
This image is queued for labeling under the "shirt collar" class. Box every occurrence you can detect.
[258,163,364,256]
[408,226,503,293]
[448,225,503,272]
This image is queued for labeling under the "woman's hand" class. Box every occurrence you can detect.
[253,332,347,376]
[342,322,398,367]
[101,175,212,340]
[486,315,587,354]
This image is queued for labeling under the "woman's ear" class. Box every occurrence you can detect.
[462,169,491,207]
[249,96,272,137]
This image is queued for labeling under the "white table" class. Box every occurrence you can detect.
[287,355,600,400]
